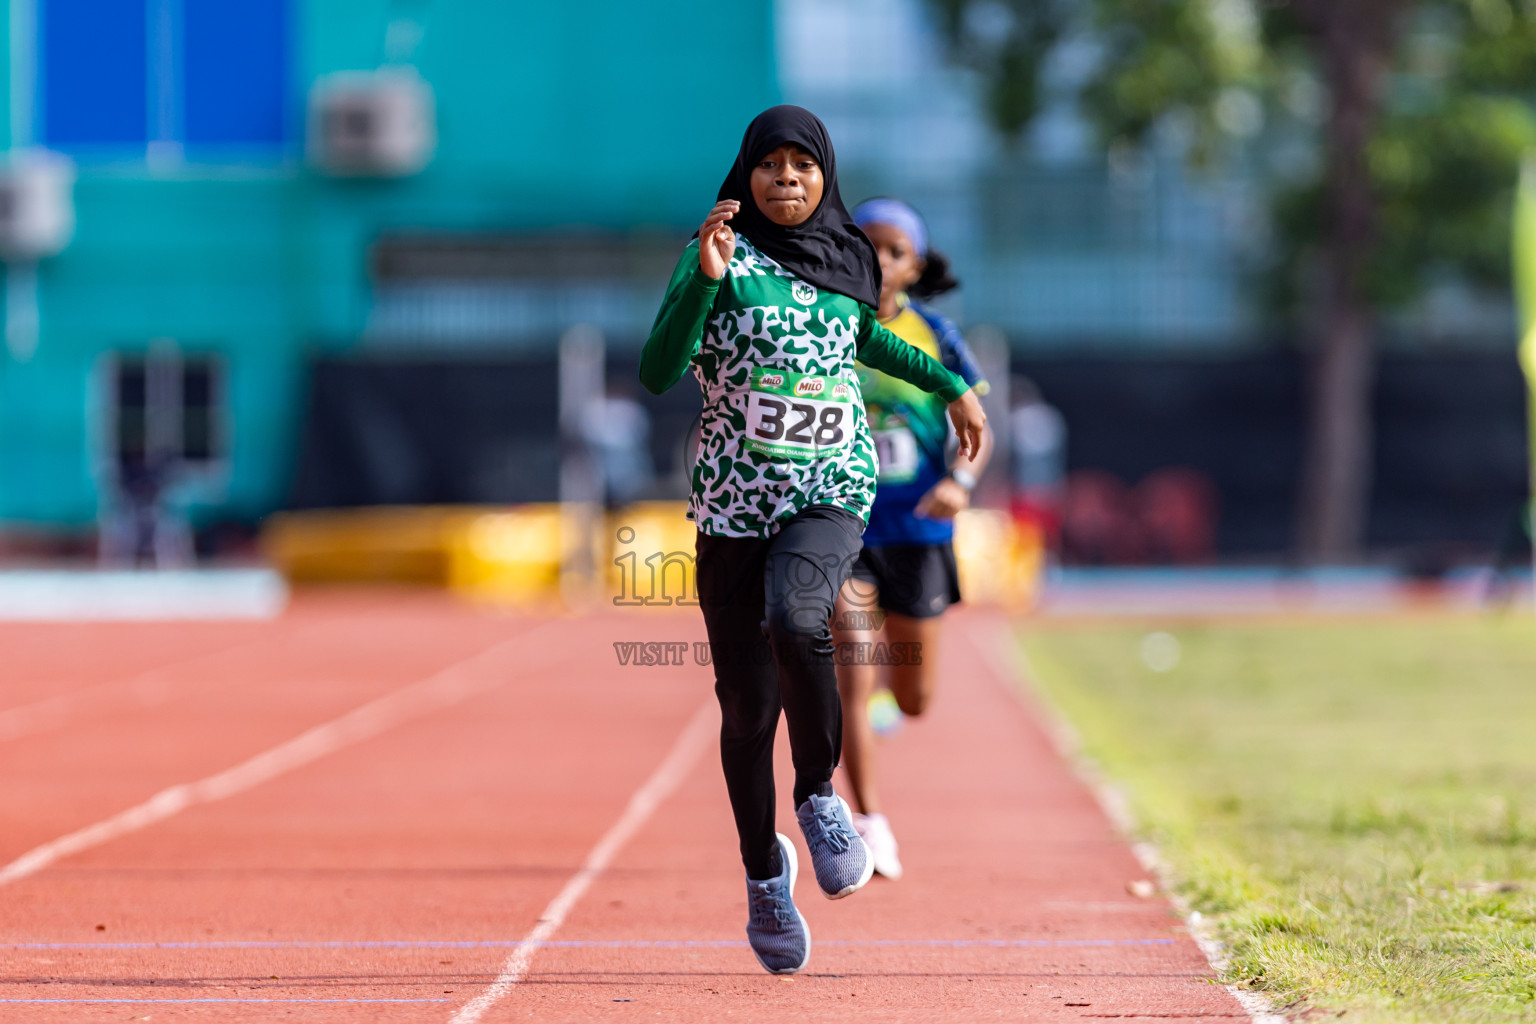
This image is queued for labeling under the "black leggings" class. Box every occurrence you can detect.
[696,504,865,879]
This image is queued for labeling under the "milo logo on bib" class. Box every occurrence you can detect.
[744,368,858,462]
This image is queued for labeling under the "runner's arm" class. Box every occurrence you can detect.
[639,243,716,394]
[855,313,970,403]
[916,303,990,396]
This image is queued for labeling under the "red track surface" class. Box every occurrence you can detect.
[1,590,1251,1022]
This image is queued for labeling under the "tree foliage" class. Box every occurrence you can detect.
[929,0,1536,315]
[925,0,1072,136]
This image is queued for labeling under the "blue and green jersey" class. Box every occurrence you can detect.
[856,295,988,547]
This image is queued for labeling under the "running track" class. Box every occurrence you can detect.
[1,590,1253,1021]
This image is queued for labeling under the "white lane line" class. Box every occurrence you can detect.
[0,636,278,744]
[448,697,718,1024]
[0,622,564,888]
[0,612,368,744]
[0,610,426,743]
[963,614,1286,1024]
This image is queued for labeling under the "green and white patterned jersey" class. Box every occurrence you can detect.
[640,235,969,539]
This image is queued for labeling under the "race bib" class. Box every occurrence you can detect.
[872,425,920,483]
[867,405,921,483]
[744,369,856,461]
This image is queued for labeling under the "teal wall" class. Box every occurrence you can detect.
[0,0,778,527]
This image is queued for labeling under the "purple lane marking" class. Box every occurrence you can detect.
[4,937,1177,950]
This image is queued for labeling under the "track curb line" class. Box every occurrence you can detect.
[966,616,1289,1024]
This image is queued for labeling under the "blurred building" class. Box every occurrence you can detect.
[0,0,776,534]
[0,0,1525,562]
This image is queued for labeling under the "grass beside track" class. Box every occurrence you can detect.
[1018,613,1536,1023]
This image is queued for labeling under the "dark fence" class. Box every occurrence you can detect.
[1020,350,1529,558]
[287,354,703,509]
[288,357,564,507]
[288,350,1530,559]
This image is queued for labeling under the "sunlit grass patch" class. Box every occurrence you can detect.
[1019,614,1536,1023]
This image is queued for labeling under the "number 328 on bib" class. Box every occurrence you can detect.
[744,369,857,461]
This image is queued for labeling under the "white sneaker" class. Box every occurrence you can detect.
[852,812,904,880]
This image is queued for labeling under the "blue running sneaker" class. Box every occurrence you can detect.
[745,833,811,974]
[795,793,874,899]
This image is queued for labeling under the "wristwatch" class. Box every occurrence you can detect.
[947,466,978,493]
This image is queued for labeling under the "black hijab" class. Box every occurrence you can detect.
[714,105,882,310]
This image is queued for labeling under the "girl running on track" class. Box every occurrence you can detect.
[640,106,986,975]
[833,197,994,882]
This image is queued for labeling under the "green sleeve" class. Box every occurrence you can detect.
[855,309,970,403]
[639,243,719,395]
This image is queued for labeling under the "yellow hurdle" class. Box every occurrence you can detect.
[953,508,1045,611]
[445,505,569,607]
[263,501,1042,612]
[262,506,479,585]
[607,501,698,610]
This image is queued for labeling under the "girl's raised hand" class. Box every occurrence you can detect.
[947,389,987,464]
[698,200,740,279]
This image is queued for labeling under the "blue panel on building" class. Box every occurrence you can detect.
[41,0,148,147]
[184,0,291,144]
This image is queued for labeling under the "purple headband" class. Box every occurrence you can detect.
[853,198,928,258]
